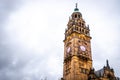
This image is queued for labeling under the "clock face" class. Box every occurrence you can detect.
[80,45,86,51]
[67,47,71,53]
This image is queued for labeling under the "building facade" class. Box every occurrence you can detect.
[61,4,119,80]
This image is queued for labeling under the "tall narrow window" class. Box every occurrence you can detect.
[82,23,84,27]
[75,14,77,18]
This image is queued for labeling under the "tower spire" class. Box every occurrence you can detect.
[76,3,78,8]
[106,59,110,68]
[74,3,79,11]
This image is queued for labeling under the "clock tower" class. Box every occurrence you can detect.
[63,4,92,80]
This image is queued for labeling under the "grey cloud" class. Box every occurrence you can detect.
[0,0,119,80]
[0,0,17,22]
[0,1,37,80]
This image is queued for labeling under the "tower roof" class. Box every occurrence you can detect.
[71,3,82,19]
[74,3,79,11]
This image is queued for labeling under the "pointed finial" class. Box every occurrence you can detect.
[76,3,78,8]
[106,59,110,68]
[74,3,79,11]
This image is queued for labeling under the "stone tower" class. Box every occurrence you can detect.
[63,3,92,80]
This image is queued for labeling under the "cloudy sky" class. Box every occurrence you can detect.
[0,0,120,80]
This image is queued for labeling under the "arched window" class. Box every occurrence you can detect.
[78,15,80,18]
[76,27,78,30]
[80,28,81,32]
[82,23,84,27]
[78,22,81,26]
[85,31,88,34]
[82,29,84,33]
[75,14,77,18]
[88,76,92,80]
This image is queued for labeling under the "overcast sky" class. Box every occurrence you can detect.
[0,0,120,80]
